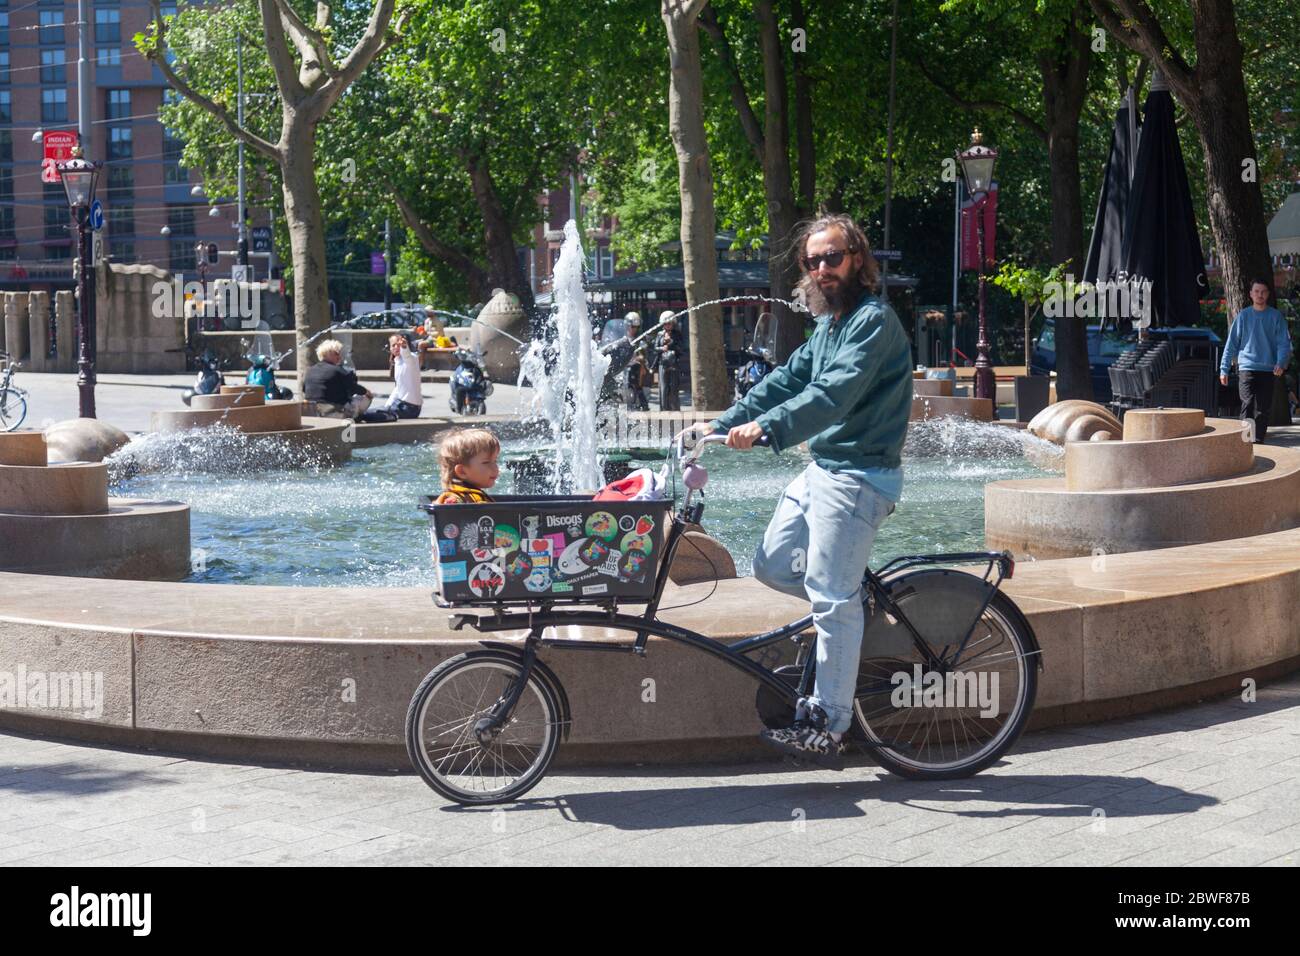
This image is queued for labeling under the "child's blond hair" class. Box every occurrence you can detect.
[438,428,500,487]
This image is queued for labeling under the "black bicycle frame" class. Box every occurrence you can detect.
[448,499,1019,728]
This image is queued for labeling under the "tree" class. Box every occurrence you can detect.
[992,260,1070,368]
[662,0,730,410]
[139,0,403,372]
[1089,0,1275,317]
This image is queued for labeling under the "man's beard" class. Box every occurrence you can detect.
[796,271,864,317]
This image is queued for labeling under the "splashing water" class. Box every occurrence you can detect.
[106,426,334,483]
[518,220,611,492]
[904,417,1064,471]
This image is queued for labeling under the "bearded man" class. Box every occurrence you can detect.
[681,213,914,764]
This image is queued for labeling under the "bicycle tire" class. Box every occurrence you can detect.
[852,579,1038,780]
[0,388,27,432]
[406,649,562,805]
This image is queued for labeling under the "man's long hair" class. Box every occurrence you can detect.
[789,214,880,311]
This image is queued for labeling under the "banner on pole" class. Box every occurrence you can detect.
[960,184,998,271]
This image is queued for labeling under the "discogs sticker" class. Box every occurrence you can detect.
[468,562,505,598]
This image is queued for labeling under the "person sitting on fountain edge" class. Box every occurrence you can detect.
[303,339,373,421]
[434,428,500,505]
[677,213,913,766]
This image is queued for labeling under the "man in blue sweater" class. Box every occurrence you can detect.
[684,214,914,764]
[1219,279,1292,442]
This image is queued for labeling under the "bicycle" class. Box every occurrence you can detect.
[0,350,28,432]
[407,434,1042,805]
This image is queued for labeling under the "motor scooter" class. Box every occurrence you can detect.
[449,347,493,415]
[181,349,226,406]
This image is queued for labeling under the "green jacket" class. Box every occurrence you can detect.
[711,293,913,470]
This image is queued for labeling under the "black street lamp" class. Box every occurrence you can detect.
[957,129,998,402]
[57,150,103,419]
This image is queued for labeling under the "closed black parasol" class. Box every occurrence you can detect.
[1083,86,1138,304]
[1118,70,1208,328]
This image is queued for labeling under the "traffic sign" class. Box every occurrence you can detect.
[89,200,105,231]
[231,264,254,283]
[41,130,79,184]
[251,226,272,254]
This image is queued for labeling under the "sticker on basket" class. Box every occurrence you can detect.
[524,567,552,593]
[620,532,653,556]
[507,552,533,578]
[546,514,583,532]
[470,547,494,562]
[595,548,623,578]
[468,562,505,598]
[542,532,568,558]
[437,560,467,584]
[494,523,520,554]
[556,538,591,577]
[551,582,573,593]
[521,515,541,539]
[620,548,649,581]
[437,538,457,558]
[524,539,552,567]
[635,515,655,536]
[585,511,618,541]
[579,537,611,567]
[441,523,459,540]
[618,515,636,533]
[458,517,495,552]
[583,583,609,596]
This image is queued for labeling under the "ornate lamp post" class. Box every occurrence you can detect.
[957,129,998,402]
[57,150,103,419]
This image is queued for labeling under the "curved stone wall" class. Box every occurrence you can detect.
[151,400,304,434]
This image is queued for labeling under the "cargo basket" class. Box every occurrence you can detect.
[422,495,674,606]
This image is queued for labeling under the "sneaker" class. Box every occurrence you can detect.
[760,703,847,768]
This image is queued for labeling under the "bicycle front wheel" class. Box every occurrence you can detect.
[405,649,562,805]
[852,571,1038,780]
[0,388,27,431]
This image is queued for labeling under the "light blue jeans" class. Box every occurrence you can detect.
[752,462,894,733]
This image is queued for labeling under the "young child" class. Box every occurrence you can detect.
[434,428,500,504]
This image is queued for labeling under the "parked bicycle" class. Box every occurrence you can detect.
[408,433,1041,805]
[0,350,28,431]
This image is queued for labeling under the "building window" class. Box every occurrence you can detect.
[0,14,8,46]
[163,127,187,183]
[110,241,135,261]
[107,126,132,160]
[106,164,132,196]
[47,246,72,261]
[105,89,130,120]
[94,8,120,44]
[0,130,11,164]
[41,88,68,123]
[167,206,196,235]
[169,239,195,271]
[97,47,121,68]
[45,204,68,240]
[108,203,134,237]
[599,246,613,278]
[161,1,177,16]
[0,90,9,125]
[39,10,64,45]
[41,49,66,84]
[0,51,9,85]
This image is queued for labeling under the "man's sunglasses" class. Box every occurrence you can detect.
[801,249,852,271]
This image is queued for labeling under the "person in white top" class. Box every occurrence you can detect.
[385,334,428,419]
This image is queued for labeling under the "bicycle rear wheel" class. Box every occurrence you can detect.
[0,388,27,432]
[852,570,1038,779]
[406,649,562,805]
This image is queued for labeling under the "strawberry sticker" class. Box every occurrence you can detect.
[635,515,655,536]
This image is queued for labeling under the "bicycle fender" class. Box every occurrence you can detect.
[476,640,574,741]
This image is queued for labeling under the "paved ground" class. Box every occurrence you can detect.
[1,673,1298,866]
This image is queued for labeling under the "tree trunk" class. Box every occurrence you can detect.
[465,153,535,314]
[281,121,331,375]
[391,191,492,303]
[1038,5,1093,400]
[1181,5,1271,317]
[791,0,815,220]
[663,0,728,411]
[756,0,803,364]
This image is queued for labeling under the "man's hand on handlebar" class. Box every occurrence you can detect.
[672,423,714,449]
[726,422,767,450]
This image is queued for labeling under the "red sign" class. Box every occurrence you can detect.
[960,185,998,271]
[41,131,79,184]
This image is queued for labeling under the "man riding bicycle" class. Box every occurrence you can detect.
[684,213,913,765]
